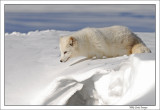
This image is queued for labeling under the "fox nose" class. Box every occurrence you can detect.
[60,60,62,62]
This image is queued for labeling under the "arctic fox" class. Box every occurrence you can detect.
[59,25,151,62]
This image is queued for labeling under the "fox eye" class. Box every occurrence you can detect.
[70,43,73,46]
[64,51,67,54]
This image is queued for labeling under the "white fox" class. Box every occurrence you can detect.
[59,25,151,62]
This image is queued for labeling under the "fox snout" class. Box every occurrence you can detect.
[60,57,70,62]
[60,59,64,62]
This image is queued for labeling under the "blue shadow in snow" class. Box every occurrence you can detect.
[5,12,155,33]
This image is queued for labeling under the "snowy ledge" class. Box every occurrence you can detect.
[5,30,155,105]
[32,53,155,105]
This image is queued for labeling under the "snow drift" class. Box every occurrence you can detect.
[5,30,155,105]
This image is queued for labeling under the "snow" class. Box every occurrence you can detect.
[5,30,155,105]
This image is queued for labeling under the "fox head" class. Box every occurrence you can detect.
[59,36,78,62]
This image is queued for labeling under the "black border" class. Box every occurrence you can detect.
[3,4,157,107]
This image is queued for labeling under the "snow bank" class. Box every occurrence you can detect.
[32,53,155,105]
[5,30,155,105]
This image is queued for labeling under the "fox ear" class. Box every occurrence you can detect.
[69,36,76,46]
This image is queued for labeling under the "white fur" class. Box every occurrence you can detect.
[59,25,151,62]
